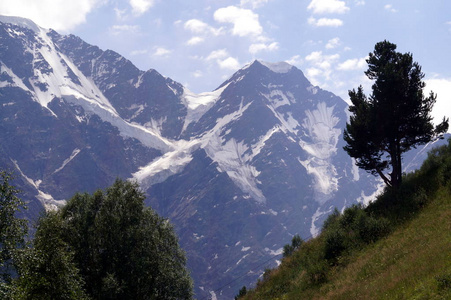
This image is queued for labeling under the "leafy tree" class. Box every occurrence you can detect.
[12,212,89,300]
[344,40,449,189]
[283,234,303,258]
[0,171,27,293]
[56,179,193,299]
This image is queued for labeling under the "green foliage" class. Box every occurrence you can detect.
[344,40,449,189]
[1,175,193,299]
[322,204,392,264]
[57,179,193,299]
[235,286,247,299]
[12,212,89,300]
[323,227,347,263]
[282,234,303,258]
[0,171,27,288]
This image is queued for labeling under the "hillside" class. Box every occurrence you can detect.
[241,140,451,300]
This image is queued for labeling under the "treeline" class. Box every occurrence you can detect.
[0,176,193,300]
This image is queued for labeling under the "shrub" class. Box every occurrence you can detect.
[323,227,347,263]
[283,234,303,258]
[322,208,340,231]
[357,215,391,244]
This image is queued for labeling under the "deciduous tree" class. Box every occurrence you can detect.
[58,179,193,299]
[0,171,26,295]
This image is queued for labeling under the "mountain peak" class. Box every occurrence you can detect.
[257,60,293,73]
[0,15,40,33]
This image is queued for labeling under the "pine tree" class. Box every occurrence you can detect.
[344,40,449,189]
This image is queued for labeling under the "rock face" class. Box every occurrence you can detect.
[0,16,446,299]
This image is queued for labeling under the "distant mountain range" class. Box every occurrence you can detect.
[0,15,446,299]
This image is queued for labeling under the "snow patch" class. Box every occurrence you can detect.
[205,135,265,203]
[264,247,283,256]
[266,104,300,135]
[310,206,334,237]
[0,15,40,32]
[268,209,278,216]
[262,88,294,109]
[11,159,65,210]
[209,291,217,300]
[298,102,341,203]
[181,84,229,132]
[260,61,293,73]
[356,180,385,206]
[132,140,199,190]
[0,63,29,90]
[351,158,360,181]
[53,148,80,174]
[236,253,250,265]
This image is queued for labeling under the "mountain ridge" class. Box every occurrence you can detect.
[0,16,446,299]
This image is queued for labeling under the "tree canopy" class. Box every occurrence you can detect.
[10,178,193,300]
[344,40,449,189]
[0,171,27,295]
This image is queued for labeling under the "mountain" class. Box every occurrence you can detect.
[0,16,446,299]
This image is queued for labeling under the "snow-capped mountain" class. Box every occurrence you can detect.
[0,16,445,299]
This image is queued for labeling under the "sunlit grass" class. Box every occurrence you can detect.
[314,189,451,299]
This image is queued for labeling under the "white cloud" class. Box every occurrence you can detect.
[305,51,339,83]
[337,57,367,71]
[0,0,105,32]
[192,70,203,78]
[307,52,340,67]
[384,4,397,13]
[153,47,172,56]
[249,42,279,54]
[306,68,322,85]
[325,37,340,49]
[218,57,241,70]
[308,17,343,27]
[130,0,155,16]
[184,19,222,36]
[186,36,205,46]
[207,49,229,61]
[306,51,323,62]
[214,6,263,37]
[114,7,127,21]
[307,0,350,14]
[110,24,141,36]
[285,55,303,66]
[206,49,240,71]
[425,78,451,131]
[240,0,270,9]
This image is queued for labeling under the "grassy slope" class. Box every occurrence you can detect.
[243,143,451,300]
[312,189,450,299]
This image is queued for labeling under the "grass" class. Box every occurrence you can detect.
[313,188,451,300]
[241,140,451,300]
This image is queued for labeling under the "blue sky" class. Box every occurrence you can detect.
[1,0,450,126]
